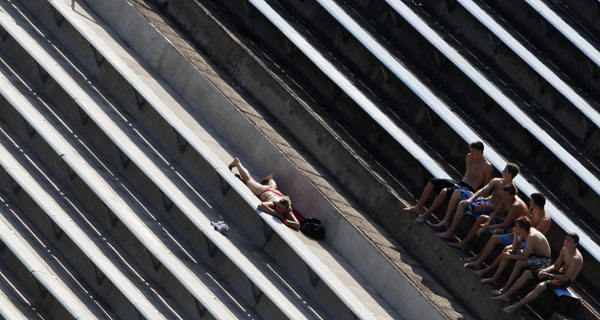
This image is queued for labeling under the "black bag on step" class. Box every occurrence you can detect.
[300,218,325,240]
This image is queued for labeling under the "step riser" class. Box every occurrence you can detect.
[17,1,370,317]
[0,21,293,320]
[0,203,80,320]
[0,3,316,318]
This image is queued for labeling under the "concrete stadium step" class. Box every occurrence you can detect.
[69,0,482,318]
[412,0,600,224]
[234,0,600,318]
[327,0,600,299]
[261,0,600,244]
[0,5,258,319]
[0,1,334,319]
[118,0,600,320]
[554,0,600,41]
[470,0,600,102]
[0,180,110,319]
[31,0,432,317]
[0,49,321,320]
[0,62,185,319]
[0,264,51,319]
[82,0,499,319]
[522,0,600,68]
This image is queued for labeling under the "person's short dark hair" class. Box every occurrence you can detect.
[530,193,546,209]
[279,196,291,208]
[505,163,520,178]
[515,216,531,231]
[567,232,579,245]
[503,184,517,196]
[470,141,484,151]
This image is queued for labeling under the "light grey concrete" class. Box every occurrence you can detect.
[0,174,103,319]
[0,266,47,320]
[0,1,323,319]
[0,65,184,320]
[0,6,242,319]
[61,0,476,318]
[35,0,401,318]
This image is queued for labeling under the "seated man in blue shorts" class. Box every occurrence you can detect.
[438,183,526,245]
[502,233,583,313]
[465,192,550,269]
[433,163,519,230]
[405,141,492,223]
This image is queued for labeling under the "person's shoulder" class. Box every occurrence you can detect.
[490,177,503,185]
[576,249,584,262]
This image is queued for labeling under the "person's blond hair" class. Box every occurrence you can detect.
[279,196,291,208]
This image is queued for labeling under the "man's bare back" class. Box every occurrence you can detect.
[523,228,551,258]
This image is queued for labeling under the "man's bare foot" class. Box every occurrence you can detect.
[403,206,423,214]
[448,242,466,249]
[503,305,519,314]
[491,288,505,295]
[463,255,477,262]
[431,221,449,229]
[474,269,488,277]
[414,215,426,223]
[436,231,453,239]
[492,294,510,302]
[481,277,496,284]
[464,261,481,269]
[228,158,240,171]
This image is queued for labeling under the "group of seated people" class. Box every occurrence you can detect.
[229,142,584,315]
[404,141,584,314]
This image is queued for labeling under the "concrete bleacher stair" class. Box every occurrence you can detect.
[109,0,600,319]
[0,0,599,318]
[0,265,49,320]
[0,177,107,319]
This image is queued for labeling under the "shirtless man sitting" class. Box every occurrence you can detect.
[503,233,583,313]
[433,163,518,235]
[465,192,551,269]
[439,184,527,247]
[481,216,551,291]
[229,158,300,230]
[405,141,492,223]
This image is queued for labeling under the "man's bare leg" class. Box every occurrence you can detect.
[404,181,434,214]
[503,283,547,314]
[229,158,265,195]
[490,260,526,295]
[482,254,512,284]
[493,270,532,302]
[450,216,489,248]
[260,173,276,188]
[437,201,468,239]
[416,188,448,223]
[465,236,502,268]
[474,248,505,276]
[431,189,461,228]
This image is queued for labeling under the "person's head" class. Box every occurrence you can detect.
[275,196,291,215]
[529,193,546,211]
[503,184,517,201]
[503,163,520,180]
[564,232,579,249]
[514,216,531,234]
[469,141,484,156]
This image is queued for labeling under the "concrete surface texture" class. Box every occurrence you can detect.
[0,0,598,319]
